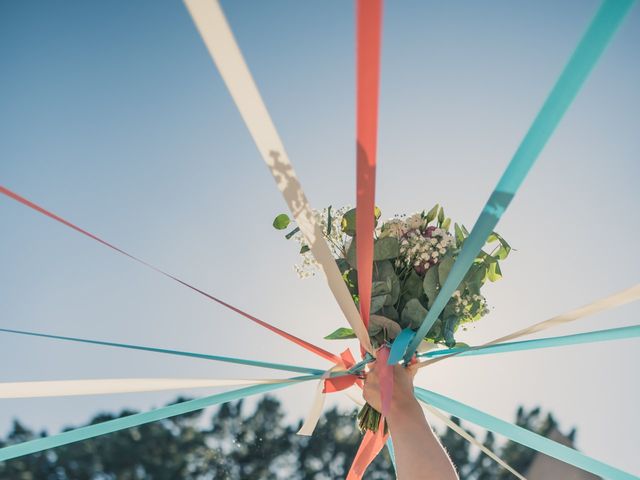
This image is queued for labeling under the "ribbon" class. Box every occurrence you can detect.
[415,387,637,480]
[0,377,300,399]
[0,374,320,462]
[355,0,383,332]
[421,403,527,480]
[0,326,324,375]
[388,328,414,365]
[419,283,640,368]
[404,0,636,362]
[422,324,640,360]
[0,185,339,364]
[297,370,334,436]
[183,0,373,355]
[344,388,524,478]
[346,416,389,480]
[376,346,393,417]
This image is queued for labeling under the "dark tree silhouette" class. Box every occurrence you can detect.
[0,396,576,480]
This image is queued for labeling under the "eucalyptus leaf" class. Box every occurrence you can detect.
[371,294,388,313]
[372,281,391,297]
[324,327,356,340]
[403,270,423,298]
[374,261,400,305]
[299,245,310,254]
[438,255,455,286]
[341,208,357,236]
[423,266,439,308]
[380,305,399,321]
[401,298,428,330]
[443,316,458,347]
[373,237,400,261]
[346,239,357,268]
[370,314,401,339]
[272,213,291,230]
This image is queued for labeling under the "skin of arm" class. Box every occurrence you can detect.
[363,359,458,480]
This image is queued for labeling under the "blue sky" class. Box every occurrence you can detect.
[1,0,639,475]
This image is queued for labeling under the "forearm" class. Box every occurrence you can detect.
[387,397,458,480]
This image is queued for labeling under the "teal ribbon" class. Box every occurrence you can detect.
[421,325,640,359]
[386,438,397,473]
[0,327,324,375]
[388,328,414,365]
[404,0,636,362]
[0,375,321,462]
[414,387,637,480]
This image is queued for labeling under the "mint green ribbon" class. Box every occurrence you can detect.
[421,325,640,359]
[415,387,637,479]
[0,376,321,462]
[404,0,636,362]
[0,327,324,375]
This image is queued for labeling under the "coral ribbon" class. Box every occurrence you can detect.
[0,185,340,364]
[355,0,383,332]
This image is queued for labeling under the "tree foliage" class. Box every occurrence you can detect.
[0,397,573,479]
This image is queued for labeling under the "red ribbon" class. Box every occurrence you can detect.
[347,415,388,480]
[0,185,341,364]
[356,0,383,334]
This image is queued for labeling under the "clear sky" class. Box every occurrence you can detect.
[1,0,639,475]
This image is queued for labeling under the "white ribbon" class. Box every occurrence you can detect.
[297,370,333,436]
[420,402,528,480]
[421,283,640,367]
[183,0,372,355]
[0,378,296,399]
[343,388,525,478]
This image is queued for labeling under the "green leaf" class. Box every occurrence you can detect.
[273,213,291,230]
[423,266,439,308]
[438,255,455,286]
[373,237,400,261]
[341,208,357,236]
[425,204,439,224]
[494,233,512,260]
[454,342,470,349]
[461,224,470,236]
[324,327,356,340]
[443,316,458,347]
[441,217,451,231]
[326,206,333,235]
[401,298,428,330]
[487,261,502,282]
[454,223,465,247]
[372,281,391,297]
[346,239,357,268]
[285,226,300,239]
[299,244,310,254]
[403,270,423,299]
[438,207,445,226]
[336,258,350,274]
[380,305,399,322]
[374,261,400,306]
[371,295,388,314]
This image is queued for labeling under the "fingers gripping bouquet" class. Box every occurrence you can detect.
[273,205,511,433]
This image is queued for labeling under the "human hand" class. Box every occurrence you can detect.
[362,358,419,415]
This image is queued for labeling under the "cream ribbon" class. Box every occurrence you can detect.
[297,370,334,436]
[343,388,525,478]
[420,283,640,368]
[0,378,296,399]
[420,402,528,480]
[183,0,372,355]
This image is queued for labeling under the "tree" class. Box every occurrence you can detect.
[0,396,577,479]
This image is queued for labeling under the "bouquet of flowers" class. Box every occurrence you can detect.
[273,205,511,432]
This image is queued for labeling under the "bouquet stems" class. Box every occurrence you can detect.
[357,403,388,434]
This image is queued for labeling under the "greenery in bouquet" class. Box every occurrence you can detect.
[273,205,511,432]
